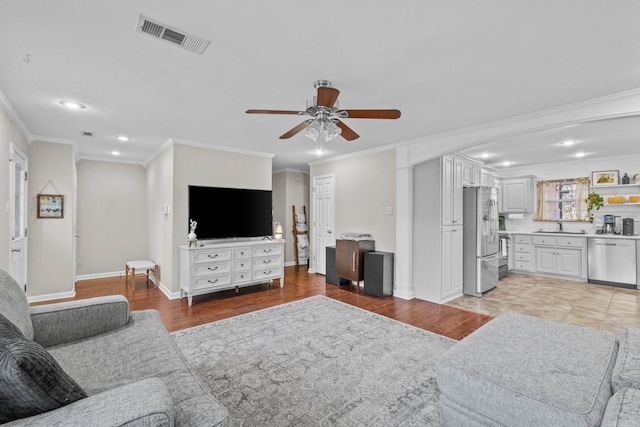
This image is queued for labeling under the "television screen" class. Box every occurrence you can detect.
[188,186,273,239]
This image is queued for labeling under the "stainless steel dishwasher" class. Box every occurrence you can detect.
[588,238,637,287]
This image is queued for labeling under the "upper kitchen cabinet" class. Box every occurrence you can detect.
[462,159,482,187]
[442,155,464,225]
[500,176,537,213]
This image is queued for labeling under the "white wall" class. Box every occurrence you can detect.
[76,160,147,277]
[146,144,174,294]
[0,107,29,272]
[499,153,640,233]
[27,141,75,298]
[310,149,396,254]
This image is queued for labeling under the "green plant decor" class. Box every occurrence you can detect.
[586,192,604,223]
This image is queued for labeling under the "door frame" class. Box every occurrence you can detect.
[9,143,28,290]
[311,173,335,274]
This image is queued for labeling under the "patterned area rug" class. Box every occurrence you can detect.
[172,295,455,426]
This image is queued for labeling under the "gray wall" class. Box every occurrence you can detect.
[76,160,147,277]
[27,141,75,297]
[310,149,396,254]
[272,170,310,265]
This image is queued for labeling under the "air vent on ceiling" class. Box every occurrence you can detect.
[81,131,93,137]
[136,15,210,54]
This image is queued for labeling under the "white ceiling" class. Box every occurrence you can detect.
[1,1,640,171]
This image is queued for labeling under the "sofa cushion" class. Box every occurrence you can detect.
[612,327,640,393]
[0,313,87,424]
[0,270,33,339]
[48,310,229,426]
[601,387,640,427]
[437,312,618,426]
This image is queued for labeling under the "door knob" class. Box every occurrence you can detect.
[327,230,332,234]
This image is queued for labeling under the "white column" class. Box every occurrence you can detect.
[393,146,414,299]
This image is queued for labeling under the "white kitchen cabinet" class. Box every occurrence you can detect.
[512,234,533,272]
[441,226,463,298]
[500,176,536,213]
[535,248,581,277]
[441,155,463,225]
[462,160,482,187]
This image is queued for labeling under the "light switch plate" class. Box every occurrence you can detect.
[385,206,393,215]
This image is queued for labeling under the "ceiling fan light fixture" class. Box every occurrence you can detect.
[325,120,342,142]
[305,120,321,142]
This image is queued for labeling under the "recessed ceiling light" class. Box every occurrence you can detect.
[111,151,121,156]
[59,100,86,110]
[573,152,588,158]
[502,161,513,167]
[478,152,491,159]
[560,139,579,146]
[312,148,325,156]
[116,136,130,142]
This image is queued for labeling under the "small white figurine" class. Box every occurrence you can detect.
[188,219,197,247]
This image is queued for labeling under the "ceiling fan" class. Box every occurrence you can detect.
[246,80,401,142]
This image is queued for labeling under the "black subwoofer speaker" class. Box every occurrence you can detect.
[364,251,394,297]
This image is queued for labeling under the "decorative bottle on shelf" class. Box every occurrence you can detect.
[622,173,630,184]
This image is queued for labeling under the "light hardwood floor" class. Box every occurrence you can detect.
[446,273,640,336]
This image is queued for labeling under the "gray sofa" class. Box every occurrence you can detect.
[0,269,229,426]
[437,312,640,426]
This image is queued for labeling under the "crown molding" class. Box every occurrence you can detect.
[272,168,309,174]
[0,88,32,140]
[77,155,147,166]
[172,137,275,158]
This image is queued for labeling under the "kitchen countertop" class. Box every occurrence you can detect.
[499,230,640,240]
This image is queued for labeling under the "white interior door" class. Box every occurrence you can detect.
[312,175,335,275]
[9,143,28,291]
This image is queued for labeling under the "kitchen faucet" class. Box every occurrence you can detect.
[558,222,563,232]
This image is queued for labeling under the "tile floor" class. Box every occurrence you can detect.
[446,273,640,336]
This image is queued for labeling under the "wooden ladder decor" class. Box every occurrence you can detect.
[292,205,309,267]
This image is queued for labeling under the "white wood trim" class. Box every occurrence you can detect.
[76,271,123,281]
[27,291,76,304]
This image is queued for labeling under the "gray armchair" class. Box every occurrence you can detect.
[0,270,229,426]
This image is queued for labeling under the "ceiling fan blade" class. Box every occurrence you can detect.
[246,109,302,115]
[317,87,340,108]
[335,120,359,141]
[279,121,310,139]
[343,109,401,119]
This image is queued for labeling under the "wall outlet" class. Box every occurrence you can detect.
[385,206,393,215]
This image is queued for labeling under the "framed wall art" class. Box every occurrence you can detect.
[591,170,619,186]
[37,194,64,218]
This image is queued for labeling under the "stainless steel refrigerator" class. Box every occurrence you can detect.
[463,186,499,297]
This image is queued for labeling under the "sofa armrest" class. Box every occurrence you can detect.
[4,378,174,427]
[30,295,131,347]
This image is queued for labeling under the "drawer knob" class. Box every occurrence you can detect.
[264,270,272,274]
[208,254,218,258]
[208,266,218,271]
[207,279,218,283]
[264,249,272,253]
[263,259,272,264]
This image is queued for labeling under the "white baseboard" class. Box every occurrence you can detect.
[76,271,123,281]
[392,283,415,300]
[158,281,181,300]
[28,290,76,304]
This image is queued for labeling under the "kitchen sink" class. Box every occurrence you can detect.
[533,230,587,235]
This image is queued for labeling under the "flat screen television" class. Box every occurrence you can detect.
[188,185,273,240]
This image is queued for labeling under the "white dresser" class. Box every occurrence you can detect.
[179,240,285,306]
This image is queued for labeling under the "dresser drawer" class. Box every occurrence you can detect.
[513,252,530,262]
[514,243,532,253]
[233,271,252,283]
[193,249,232,264]
[514,261,531,271]
[193,273,232,290]
[253,266,283,281]
[556,237,585,248]
[252,245,282,257]
[233,259,251,271]
[532,236,556,246]
[193,261,231,276]
[514,235,532,244]
[233,247,251,259]
[253,255,282,268]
